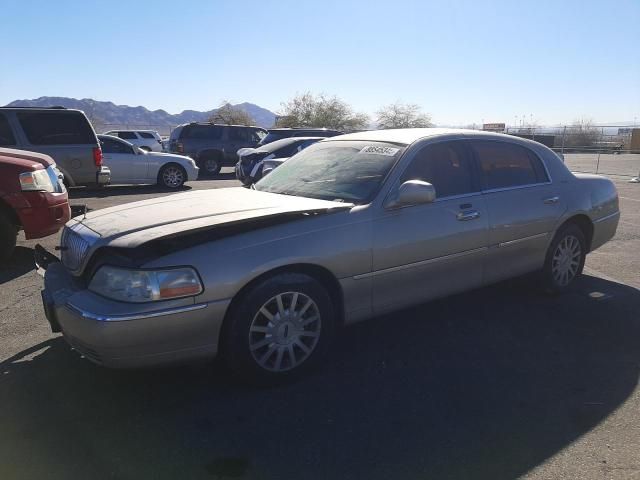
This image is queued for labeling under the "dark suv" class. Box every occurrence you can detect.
[0,107,110,187]
[167,123,267,175]
[258,127,343,146]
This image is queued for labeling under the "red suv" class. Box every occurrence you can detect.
[0,147,70,261]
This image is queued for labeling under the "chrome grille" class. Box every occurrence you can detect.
[60,227,90,271]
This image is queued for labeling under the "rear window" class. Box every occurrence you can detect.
[470,141,548,190]
[180,125,223,140]
[0,113,16,146]
[17,111,96,145]
[138,132,155,139]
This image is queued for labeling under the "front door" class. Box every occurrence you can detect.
[101,137,147,183]
[371,140,489,313]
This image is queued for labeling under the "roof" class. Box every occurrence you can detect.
[330,128,521,145]
[267,127,343,132]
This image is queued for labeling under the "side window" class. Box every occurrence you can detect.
[471,141,547,190]
[16,112,95,145]
[229,128,250,142]
[118,131,138,140]
[0,113,16,146]
[138,132,155,139]
[400,141,478,199]
[183,125,222,139]
[251,129,265,142]
[101,138,134,154]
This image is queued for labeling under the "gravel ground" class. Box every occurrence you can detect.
[1,169,639,480]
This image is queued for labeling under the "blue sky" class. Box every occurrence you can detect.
[1,0,638,125]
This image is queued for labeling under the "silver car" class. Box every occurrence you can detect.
[37,128,620,384]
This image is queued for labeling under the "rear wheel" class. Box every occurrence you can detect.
[158,163,186,189]
[0,210,18,262]
[222,273,335,385]
[542,223,586,293]
[199,155,222,176]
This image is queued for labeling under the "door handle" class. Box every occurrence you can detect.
[543,196,560,205]
[457,210,480,221]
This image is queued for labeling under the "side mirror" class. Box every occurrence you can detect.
[385,180,436,209]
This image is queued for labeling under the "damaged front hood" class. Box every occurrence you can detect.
[70,187,352,248]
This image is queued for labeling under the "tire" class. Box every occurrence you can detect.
[0,210,18,263]
[541,223,587,293]
[222,273,335,385]
[158,163,186,189]
[199,155,222,176]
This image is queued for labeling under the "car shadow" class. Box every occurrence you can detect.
[68,184,192,199]
[0,246,35,284]
[197,171,237,181]
[1,274,638,479]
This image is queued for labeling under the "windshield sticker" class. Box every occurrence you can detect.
[359,145,400,156]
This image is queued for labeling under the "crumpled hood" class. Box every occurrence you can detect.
[70,187,352,248]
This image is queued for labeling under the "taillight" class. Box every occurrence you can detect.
[93,147,103,167]
[176,142,184,153]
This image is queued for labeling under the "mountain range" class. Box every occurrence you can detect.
[4,97,277,131]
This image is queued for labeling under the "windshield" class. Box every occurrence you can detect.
[254,140,406,204]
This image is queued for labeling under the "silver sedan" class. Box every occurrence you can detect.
[38,128,620,384]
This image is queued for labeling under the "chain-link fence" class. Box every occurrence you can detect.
[497,125,640,181]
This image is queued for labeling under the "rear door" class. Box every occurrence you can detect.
[14,110,99,186]
[468,140,567,283]
[371,140,489,313]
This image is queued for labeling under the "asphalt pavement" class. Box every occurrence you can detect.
[1,169,639,480]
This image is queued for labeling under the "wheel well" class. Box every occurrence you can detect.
[220,264,345,348]
[0,198,20,226]
[560,214,594,252]
[198,149,223,161]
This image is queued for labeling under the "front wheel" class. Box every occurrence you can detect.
[541,224,586,293]
[158,164,186,189]
[222,273,335,385]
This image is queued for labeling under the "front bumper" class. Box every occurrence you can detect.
[38,254,229,368]
[16,191,71,240]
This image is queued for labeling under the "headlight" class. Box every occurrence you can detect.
[89,266,203,303]
[20,168,55,192]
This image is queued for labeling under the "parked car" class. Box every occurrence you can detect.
[37,129,619,385]
[1,148,70,260]
[98,135,199,189]
[167,123,267,175]
[235,137,322,185]
[258,127,343,146]
[103,130,163,152]
[0,107,110,187]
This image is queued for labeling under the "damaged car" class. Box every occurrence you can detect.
[36,129,620,384]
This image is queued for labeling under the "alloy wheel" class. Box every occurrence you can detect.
[162,166,184,188]
[551,234,582,286]
[248,291,322,372]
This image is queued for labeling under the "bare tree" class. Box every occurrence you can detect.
[564,118,600,148]
[209,101,255,126]
[276,93,369,131]
[375,102,433,129]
